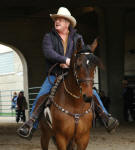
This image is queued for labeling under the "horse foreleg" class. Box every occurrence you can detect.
[76,133,90,150]
[55,134,68,150]
[40,120,52,150]
[41,134,51,150]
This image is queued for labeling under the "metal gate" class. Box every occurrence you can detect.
[0,89,21,117]
[28,87,41,112]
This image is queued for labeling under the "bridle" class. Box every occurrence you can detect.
[63,52,94,99]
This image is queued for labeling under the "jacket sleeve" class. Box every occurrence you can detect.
[42,33,67,63]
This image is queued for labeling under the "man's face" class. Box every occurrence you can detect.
[54,17,70,32]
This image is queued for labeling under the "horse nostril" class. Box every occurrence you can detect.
[83,94,92,103]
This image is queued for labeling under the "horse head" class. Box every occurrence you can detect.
[70,38,101,103]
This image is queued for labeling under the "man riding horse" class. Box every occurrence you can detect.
[17,7,119,139]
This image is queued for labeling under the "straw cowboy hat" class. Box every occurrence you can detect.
[50,7,77,28]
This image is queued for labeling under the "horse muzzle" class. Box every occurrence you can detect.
[83,94,92,103]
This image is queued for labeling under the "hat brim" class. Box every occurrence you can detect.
[50,14,76,28]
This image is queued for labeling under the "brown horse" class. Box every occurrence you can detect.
[39,39,101,150]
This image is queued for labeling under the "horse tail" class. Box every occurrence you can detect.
[67,139,75,150]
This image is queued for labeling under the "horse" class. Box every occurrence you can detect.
[39,39,101,150]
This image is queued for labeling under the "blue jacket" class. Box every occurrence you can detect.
[42,27,84,75]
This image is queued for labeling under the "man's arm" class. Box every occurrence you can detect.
[42,33,67,64]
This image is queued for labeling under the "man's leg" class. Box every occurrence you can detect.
[16,109,21,123]
[93,89,119,133]
[93,90,109,115]
[22,110,26,122]
[17,75,56,139]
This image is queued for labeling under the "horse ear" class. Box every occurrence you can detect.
[76,38,83,52]
[90,38,98,53]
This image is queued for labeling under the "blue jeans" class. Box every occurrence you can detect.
[93,89,109,115]
[31,76,108,129]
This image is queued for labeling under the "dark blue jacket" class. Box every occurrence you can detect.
[42,27,84,75]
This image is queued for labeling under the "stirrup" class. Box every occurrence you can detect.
[106,118,119,133]
[17,124,33,140]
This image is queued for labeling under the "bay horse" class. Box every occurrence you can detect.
[39,39,101,150]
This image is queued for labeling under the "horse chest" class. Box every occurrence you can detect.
[52,106,92,136]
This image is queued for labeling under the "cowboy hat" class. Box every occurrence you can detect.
[50,7,76,28]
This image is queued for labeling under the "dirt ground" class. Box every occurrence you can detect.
[0,122,135,150]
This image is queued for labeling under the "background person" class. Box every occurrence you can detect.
[11,92,17,109]
[122,79,134,122]
[16,91,28,123]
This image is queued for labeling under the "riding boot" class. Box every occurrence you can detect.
[97,110,119,133]
[17,95,49,140]
[93,96,119,133]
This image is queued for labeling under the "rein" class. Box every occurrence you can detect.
[48,63,59,85]
[63,77,80,99]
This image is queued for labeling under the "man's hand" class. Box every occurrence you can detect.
[60,64,69,68]
[66,58,70,66]
[60,58,70,69]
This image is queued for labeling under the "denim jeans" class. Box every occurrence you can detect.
[93,89,108,115]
